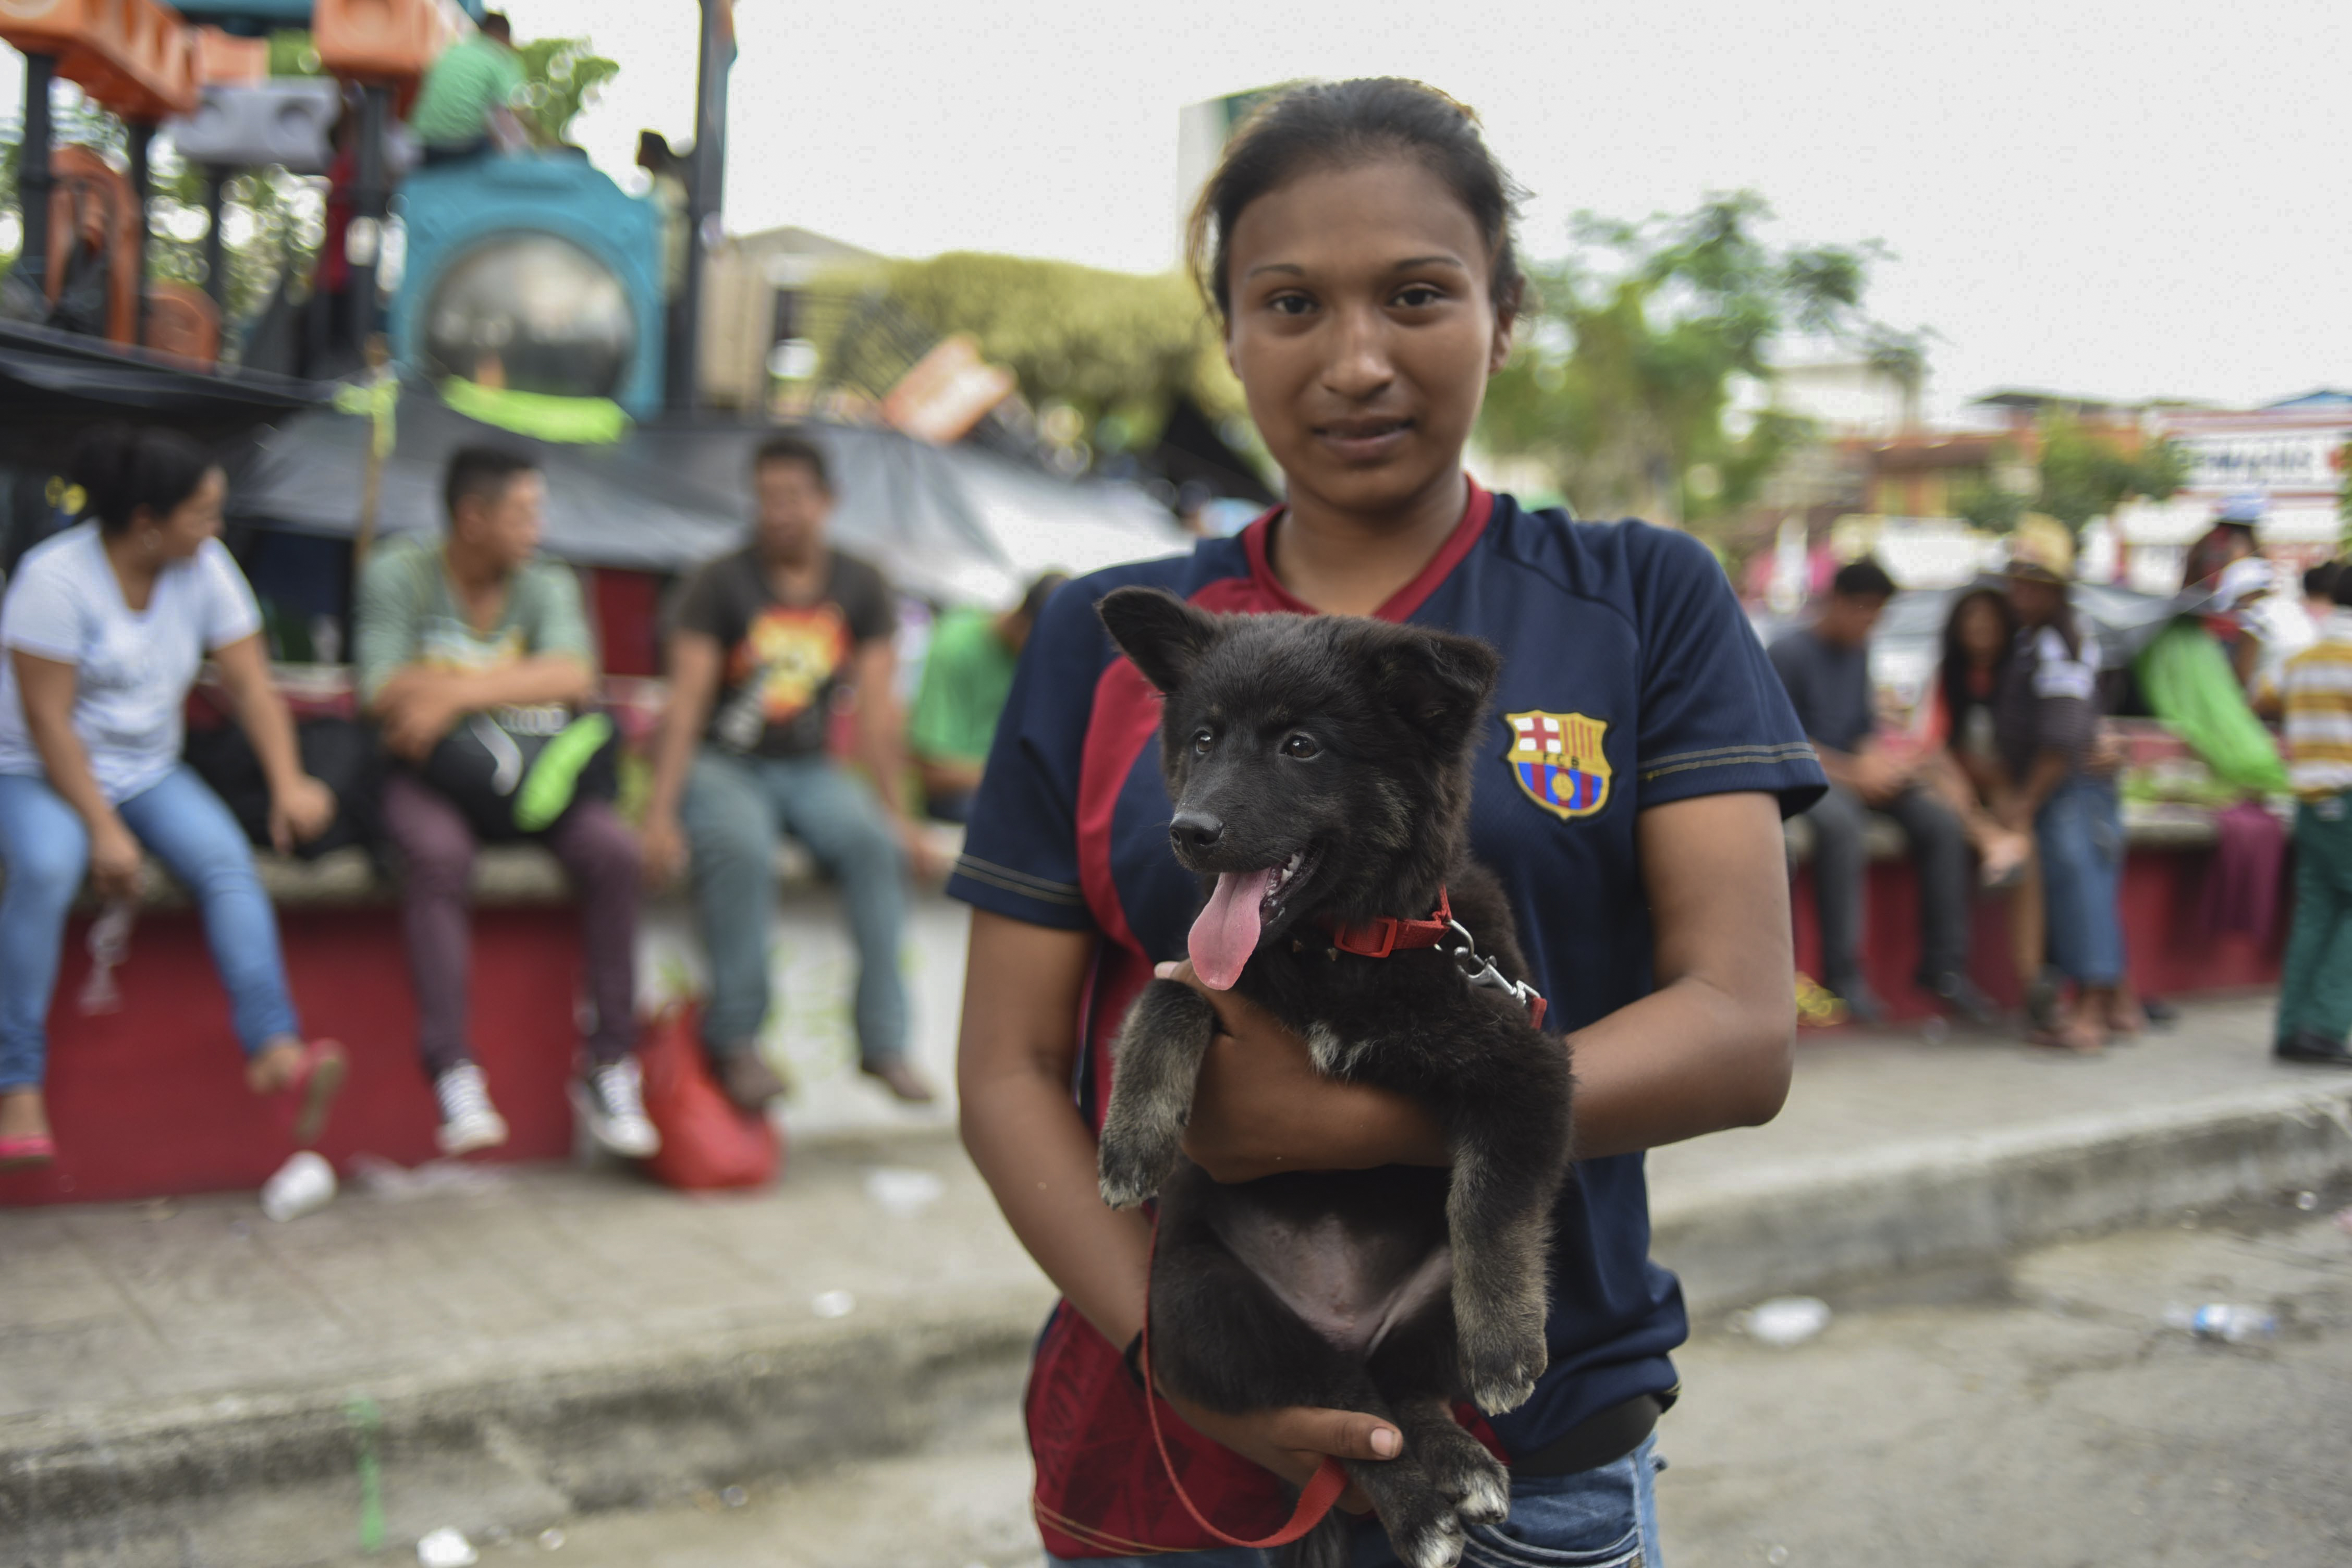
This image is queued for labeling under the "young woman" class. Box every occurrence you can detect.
[1927,586,2042,982]
[949,81,1824,1565]
[0,425,344,1166]
[1996,546,2141,1053]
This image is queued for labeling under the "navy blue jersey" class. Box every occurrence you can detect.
[948,483,1824,1556]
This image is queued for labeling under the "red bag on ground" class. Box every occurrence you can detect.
[638,1003,782,1191]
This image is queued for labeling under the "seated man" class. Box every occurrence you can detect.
[1770,558,1993,1026]
[406,12,529,166]
[641,434,937,1112]
[908,571,1066,824]
[357,446,655,1159]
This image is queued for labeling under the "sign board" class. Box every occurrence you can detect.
[879,333,1015,445]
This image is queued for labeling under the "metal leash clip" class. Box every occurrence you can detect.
[1441,918,1548,1024]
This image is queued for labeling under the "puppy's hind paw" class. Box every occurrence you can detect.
[1385,1501,1467,1568]
[1425,1442,1510,1527]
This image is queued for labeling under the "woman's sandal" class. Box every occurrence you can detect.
[260,1039,348,1146]
[2029,1018,2106,1056]
[0,1133,56,1169]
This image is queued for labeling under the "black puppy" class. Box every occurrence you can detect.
[1094,586,1573,1568]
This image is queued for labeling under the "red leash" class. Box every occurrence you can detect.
[1139,1215,1351,1549]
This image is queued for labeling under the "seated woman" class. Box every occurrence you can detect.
[0,426,344,1167]
[1922,586,2041,989]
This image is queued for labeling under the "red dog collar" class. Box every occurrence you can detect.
[1319,888,1453,958]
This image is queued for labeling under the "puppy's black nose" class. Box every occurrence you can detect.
[1169,810,1224,854]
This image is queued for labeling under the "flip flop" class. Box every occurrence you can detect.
[0,1133,57,1169]
[275,1039,348,1146]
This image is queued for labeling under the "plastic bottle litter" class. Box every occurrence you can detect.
[415,1526,479,1568]
[2294,1190,2319,1211]
[538,1527,566,1551]
[2163,1303,2277,1344]
[811,1289,857,1319]
[78,899,134,1015]
[260,1151,337,1223]
[863,1166,945,1217]
[1738,1296,1832,1347]
[720,1486,748,1508]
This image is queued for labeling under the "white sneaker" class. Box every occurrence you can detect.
[572,1057,660,1159]
[434,1063,510,1156]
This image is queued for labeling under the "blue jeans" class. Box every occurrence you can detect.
[2036,775,2126,988]
[0,765,301,1089]
[679,749,908,1065]
[1048,1436,1663,1568]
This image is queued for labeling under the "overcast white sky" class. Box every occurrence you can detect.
[7,1,2348,418]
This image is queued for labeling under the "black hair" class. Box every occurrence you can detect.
[1016,571,1069,624]
[2334,560,2352,609]
[480,12,512,42]
[443,445,537,521]
[2304,559,2341,602]
[1186,78,1527,321]
[753,431,831,493]
[1830,556,1898,601]
[1938,585,2018,738]
[69,424,217,537]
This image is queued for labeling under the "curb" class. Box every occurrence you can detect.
[1653,1080,2352,1314]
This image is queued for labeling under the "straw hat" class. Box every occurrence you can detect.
[2004,514,2075,585]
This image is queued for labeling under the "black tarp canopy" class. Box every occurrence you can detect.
[0,321,334,463]
[229,389,1188,605]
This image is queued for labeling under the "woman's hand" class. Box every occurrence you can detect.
[1160,961,1449,1182]
[640,812,689,888]
[269,774,338,853]
[89,816,144,901]
[1159,1383,1398,1514]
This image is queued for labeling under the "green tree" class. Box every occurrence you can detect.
[2031,411,2189,535]
[513,37,619,147]
[1478,191,1921,532]
[870,251,1244,450]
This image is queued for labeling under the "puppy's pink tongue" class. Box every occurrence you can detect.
[1189,868,1276,990]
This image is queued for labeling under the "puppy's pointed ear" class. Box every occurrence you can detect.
[1371,627,1502,749]
[1098,586,1220,695]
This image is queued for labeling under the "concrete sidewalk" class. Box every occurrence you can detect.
[5,998,2350,1565]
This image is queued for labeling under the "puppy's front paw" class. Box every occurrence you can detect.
[1096,1128,1178,1210]
[1461,1327,1548,1416]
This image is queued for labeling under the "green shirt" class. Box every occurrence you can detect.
[354,538,594,705]
[909,607,1018,766]
[407,35,526,148]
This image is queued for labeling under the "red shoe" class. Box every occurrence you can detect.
[275,1039,348,1146]
[0,1133,56,1169]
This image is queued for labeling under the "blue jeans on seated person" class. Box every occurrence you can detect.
[0,765,301,1089]
[679,749,909,1067]
[1046,1435,1663,1568]
[2036,774,2126,988]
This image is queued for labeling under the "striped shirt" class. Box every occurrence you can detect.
[2281,608,2352,800]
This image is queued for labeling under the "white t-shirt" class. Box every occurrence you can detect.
[0,524,262,803]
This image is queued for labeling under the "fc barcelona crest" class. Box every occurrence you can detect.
[1504,710,1612,820]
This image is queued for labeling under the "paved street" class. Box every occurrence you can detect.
[332,1196,2352,1568]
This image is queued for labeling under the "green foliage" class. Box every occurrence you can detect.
[2033,411,2188,535]
[513,38,620,147]
[874,251,1243,448]
[1478,191,1919,533]
[1949,416,2187,539]
[1954,477,2029,535]
[268,30,324,77]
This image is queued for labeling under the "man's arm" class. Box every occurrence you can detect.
[370,655,595,763]
[641,628,723,885]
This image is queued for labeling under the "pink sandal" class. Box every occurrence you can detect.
[273,1039,348,1146]
[0,1133,56,1169]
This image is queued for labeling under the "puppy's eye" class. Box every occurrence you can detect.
[1282,732,1320,760]
[1192,727,1216,755]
